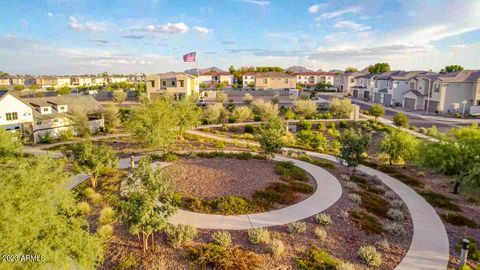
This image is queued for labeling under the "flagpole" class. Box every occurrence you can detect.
[196,51,199,77]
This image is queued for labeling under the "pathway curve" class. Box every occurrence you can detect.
[186,130,450,270]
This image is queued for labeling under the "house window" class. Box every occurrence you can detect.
[43,107,49,112]
[162,81,166,86]
[6,112,18,121]
[180,80,184,87]
[36,121,42,125]
[54,119,59,123]
[60,106,65,111]
[263,79,267,83]
[171,81,176,87]
[151,81,155,87]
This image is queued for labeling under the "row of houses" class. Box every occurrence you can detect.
[0,75,139,88]
[0,90,104,143]
[349,70,480,114]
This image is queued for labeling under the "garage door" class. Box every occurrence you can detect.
[353,90,359,98]
[404,98,416,110]
[383,94,392,107]
[374,92,382,103]
[364,91,370,100]
[424,100,439,113]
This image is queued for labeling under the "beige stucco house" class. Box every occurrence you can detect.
[146,72,199,100]
[254,72,296,90]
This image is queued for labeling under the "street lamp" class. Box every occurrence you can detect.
[461,100,468,118]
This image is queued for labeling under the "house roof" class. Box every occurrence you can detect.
[436,70,480,83]
[378,88,388,93]
[21,95,103,119]
[200,71,231,76]
[354,73,377,79]
[402,89,424,97]
[242,72,259,76]
[255,72,295,78]
[291,71,335,76]
[157,72,195,80]
[0,90,9,101]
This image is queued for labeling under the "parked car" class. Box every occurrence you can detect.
[197,99,207,107]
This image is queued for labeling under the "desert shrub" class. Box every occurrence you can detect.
[419,191,461,211]
[248,228,270,244]
[358,245,382,267]
[97,224,114,240]
[99,206,115,225]
[186,243,263,269]
[317,122,326,131]
[416,171,426,178]
[275,161,308,181]
[384,191,397,200]
[387,208,404,221]
[344,181,359,191]
[59,128,75,141]
[314,227,327,241]
[87,192,102,205]
[244,124,254,134]
[211,231,232,248]
[290,181,315,194]
[268,239,285,257]
[349,210,384,234]
[418,127,427,134]
[299,120,313,130]
[348,193,361,204]
[441,213,478,228]
[359,191,389,217]
[39,132,54,144]
[166,224,198,248]
[340,174,350,181]
[315,213,333,226]
[77,201,91,215]
[288,221,307,234]
[385,222,406,237]
[339,120,348,128]
[393,112,408,127]
[118,253,138,270]
[376,239,390,252]
[370,175,382,185]
[295,247,339,269]
[211,196,253,215]
[339,210,349,220]
[337,261,356,270]
[455,237,480,261]
[84,187,95,196]
[163,152,179,162]
[391,199,404,209]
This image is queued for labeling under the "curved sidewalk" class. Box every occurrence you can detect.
[187,130,449,270]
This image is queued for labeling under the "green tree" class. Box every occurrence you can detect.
[393,112,409,128]
[71,109,91,137]
[72,141,118,189]
[293,100,317,119]
[113,90,127,104]
[345,67,358,73]
[0,157,103,269]
[380,130,418,165]
[368,63,391,74]
[255,118,285,158]
[200,83,209,90]
[417,124,480,193]
[338,128,371,173]
[13,85,24,91]
[296,130,327,150]
[284,108,296,120]
[368,104,385,122]
[58,85,72,95]
[175,99,201,139]
[229,65,236,74]
[440,65,464,73]
[0,128,22,157]
[121,157,177,252]
[329,97,355,119]
[233,106,253,123]
[102,105,120,133]
[124,98,179,147]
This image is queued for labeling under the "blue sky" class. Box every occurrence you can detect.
[0,0,479,74]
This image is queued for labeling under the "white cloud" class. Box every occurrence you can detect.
[237,0,270,6]
[47,12,53,17]
[68,16,107,32]
[308,4,326,14]
[334,20,371,31]
[145,22,189,34]
[193,26,212,34]
[316,6,361,20]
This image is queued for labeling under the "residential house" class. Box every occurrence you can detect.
[146,72,199,100]
[0,77,11,86]
[56,76,71,87]
[372,71,427,107]
[254,72,296,90]
[292,72,335,88]
[351,73,377,100]
[71,76,94,87]
[108,76,128,84]
[21,95,104,143]
[35,76,58,88]
[198,71,234,87]
[93,76,106,86]
[242,73,257,88]
[0,91,33,132]
[402,70,480,113]
[334,72,367,93]
[10,75,36,86]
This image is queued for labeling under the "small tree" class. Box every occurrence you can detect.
[440,65,463,73]
[380,130,418,165]
[216,92,227,103]
[293,100,317,119]
[345,67,358,73]
[113,90,127,104]
[72,141,118,189]
[175,99,201,139]
[252,99,279,121]
[233,106,253,123]
[29,84,40,91]
[71,109,91,137]
[329,98,355,119]
[392,112,408,128]
[13,85,24,91]
[102,105,120,133]
[368,104,385,122]
[255,118,285,158]
[203,103,224,124]
[58,85,72,95]
[0,128,22,157]
[368,63,391,74]
[243,93,253,105]
[284,108,295,120]
[338,128,371,173]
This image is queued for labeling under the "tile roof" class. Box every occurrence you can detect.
[437,70,480,83]
[200,71,232,76]
[21,95,103,119]
[255,72,295,78]
[291,71,335,76]
[403,89,424,97]
[157,72,195,79]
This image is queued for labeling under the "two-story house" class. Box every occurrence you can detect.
[242,73,257,88]
[198,71,234,88]
[0,91,33,132]
[333,71,367,93]
[351,73,377,100]
[146,72,199,100]
[0,77,11,86]
[371,71,426,106]
[56,76,71,87]
[35,76,58,89]
[108,76,128,84]
[292,72,335,89]
[254,72,296,90]
[71,76,94,87]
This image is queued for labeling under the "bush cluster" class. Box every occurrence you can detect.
[288,221,307,234]
[315,213,333,226]
[358,245,382,267]
[211,231,232,248]
[166,224,198,248]
[186,243,263,269]
[247,228,270,244]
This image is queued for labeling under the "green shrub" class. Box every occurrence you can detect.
[387,208,404,221]
[244,124,254,134]
[163,152,179,162]
[211,231,232,248]
[376,239,390,252]
[385,222,406,237]
[441,213,478,228]
[359,191,389,218]
[275,161,308,181]
[337,261,355,270]
[247,228,270,244]
[77,201,91,215]
[97,224,114,240]
[349,210,384,235]
[391,199,404,209]
[99,206,115,225]
[314,227,327,241]
[118,253,138,270]
[87,192,102,205]
[211,196,253,215]
[315,213,333,226]
[358,245,382,267]
[186,243,263,269]
[420,191,461,211]
[39,132,54,144]
[455,237,480,261]
[166,224,198,248]
[339,120,348,128]
[348,193,361,204]
[84,187,95,196]
[288,221,307,234]
[59,128,74,141]
[295,247,338,269]
[317,122,326,131]
[393,112,408,127]
[268,239,285,257]
[299,120,313,130]
[290,181,315,194]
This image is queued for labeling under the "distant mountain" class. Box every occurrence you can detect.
[286,66,312,73]
[329,69,343,74]
[184,67,225,75]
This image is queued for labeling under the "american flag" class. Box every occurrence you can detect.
[183,52,196,62]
